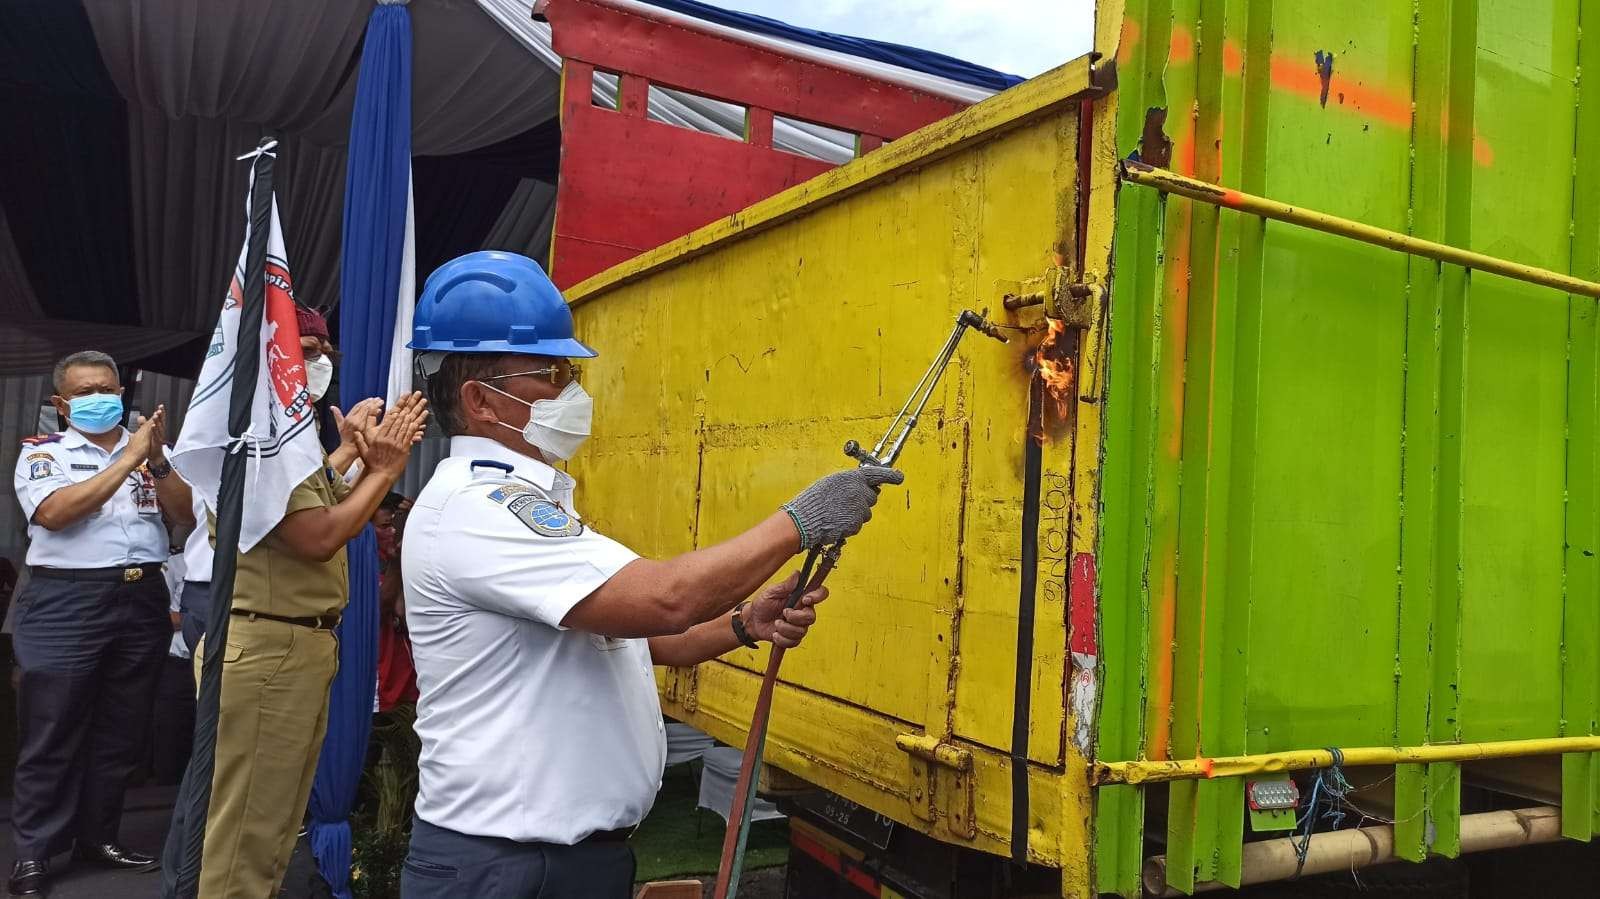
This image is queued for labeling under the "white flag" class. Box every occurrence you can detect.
[385,173,416,409]
[174,192,324,552]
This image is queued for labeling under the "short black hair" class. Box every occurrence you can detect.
[379,491,408,511]
[429,352,520,437]
[53,350,118,393]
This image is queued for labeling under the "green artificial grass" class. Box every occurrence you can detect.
[632,762,790,883]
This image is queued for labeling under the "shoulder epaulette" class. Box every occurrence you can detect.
[20,433,62,447]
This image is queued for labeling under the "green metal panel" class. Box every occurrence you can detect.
[1098,0,1600,893]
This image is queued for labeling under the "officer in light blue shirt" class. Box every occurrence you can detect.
[7,350,194,897]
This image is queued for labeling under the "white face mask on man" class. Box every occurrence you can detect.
[305,354,334,402]
[478,379,593,461]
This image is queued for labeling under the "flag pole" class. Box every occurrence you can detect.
[162,136,276,899]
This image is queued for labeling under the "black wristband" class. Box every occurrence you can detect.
[730,601,760,649]
[147,459,173,480]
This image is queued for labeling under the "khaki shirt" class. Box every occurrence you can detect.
[218,462,352,619]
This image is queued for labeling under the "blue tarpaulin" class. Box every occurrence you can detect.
[309,2,413,897]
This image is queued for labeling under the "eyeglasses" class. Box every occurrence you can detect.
[480,362,582,389]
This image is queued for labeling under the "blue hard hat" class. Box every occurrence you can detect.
[407,251,597,358]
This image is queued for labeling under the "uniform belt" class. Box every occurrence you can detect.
[229,608,342,631]
[31,564,162,583]
[581,826,635,844]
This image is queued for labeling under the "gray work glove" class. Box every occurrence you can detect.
[782,465,906,550]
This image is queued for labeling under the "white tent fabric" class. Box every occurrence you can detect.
[479,0,999,165]
[698,745,784,824]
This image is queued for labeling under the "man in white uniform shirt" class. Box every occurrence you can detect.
[401,252,902,898]
[8,350,194,896]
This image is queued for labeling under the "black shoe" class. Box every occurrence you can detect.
[72,843,156,871]
[7,859,47,896]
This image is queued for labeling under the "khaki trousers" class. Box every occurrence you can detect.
[195,615,338,899]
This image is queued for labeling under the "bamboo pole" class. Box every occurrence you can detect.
[1120,162,1600,299]
[1144,806,1561,896]
[1093,735,1600,786]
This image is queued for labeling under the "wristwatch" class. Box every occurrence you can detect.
[730,601,760,649]
[147,458,173,480]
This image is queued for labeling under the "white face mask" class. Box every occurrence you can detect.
[305,354,334,402]
[479,379,593,461]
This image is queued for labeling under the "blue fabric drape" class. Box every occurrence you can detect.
[310,4,411,897]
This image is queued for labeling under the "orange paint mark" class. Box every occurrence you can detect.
[1219,189,1243,208]
[1268,53,1411,127]
[1200,757,1215,778]
[1174,131,1197,177]
[1170,25,1195,65]
[1472,133,1495,167]
[1222,40,1244,76]
[1117,19,1140,66]
[1442,102,1498,168]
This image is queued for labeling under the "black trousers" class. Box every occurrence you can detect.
[148,654,196,786]
[10,572,168,859]
[401,817,635,899]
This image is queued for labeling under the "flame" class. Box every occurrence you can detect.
[1028,317,1075,442]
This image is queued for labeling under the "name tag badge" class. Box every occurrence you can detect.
[132,472,159,514]
[70,463,98,472]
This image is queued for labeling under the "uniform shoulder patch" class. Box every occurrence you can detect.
[486,485,584,538]
[20,434,62,447]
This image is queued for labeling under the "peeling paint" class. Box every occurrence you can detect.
[1138,107,1173,167]
[1070,652,1099,755]
[1313,50,1334,107]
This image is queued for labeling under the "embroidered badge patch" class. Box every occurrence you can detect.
[487,486,583,537]
[28,459,51,480]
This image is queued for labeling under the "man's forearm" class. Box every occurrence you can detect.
[561,512,800,638]
[154,468,194,526]
[31,455,141,530]
[272,467,402,561]
[323,469,401,546]
[328,444,359,476]
[648,610,744,667]
[658,513,800,629]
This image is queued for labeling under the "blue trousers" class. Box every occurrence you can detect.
[11,571,167,859]
[402,816,635,899]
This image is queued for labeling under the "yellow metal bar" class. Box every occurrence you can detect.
[1120,161,1600,299]
[1093,736,1600,786]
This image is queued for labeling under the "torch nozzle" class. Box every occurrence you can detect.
[959,309,1009,343]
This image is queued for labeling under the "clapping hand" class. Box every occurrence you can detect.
[331,397,383,459]
[128,405,168,464]
[355,392,429,478]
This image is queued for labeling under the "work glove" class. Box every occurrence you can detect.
[782,465,905,550]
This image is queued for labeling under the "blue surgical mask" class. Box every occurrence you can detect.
[67,393,124,435]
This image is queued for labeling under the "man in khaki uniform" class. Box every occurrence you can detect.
[163,306,429,898]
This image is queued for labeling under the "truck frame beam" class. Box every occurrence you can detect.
[1119,161,1600,299]
[1094,736,1600,786]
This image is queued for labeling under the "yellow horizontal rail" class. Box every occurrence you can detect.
[1120,161,1600,299]
[1093,736,1600,785]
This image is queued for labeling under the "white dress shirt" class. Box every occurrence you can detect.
[164,548,190,659]
[181,491,213,584]
[404,435,662,844]
[12,428,168,568]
